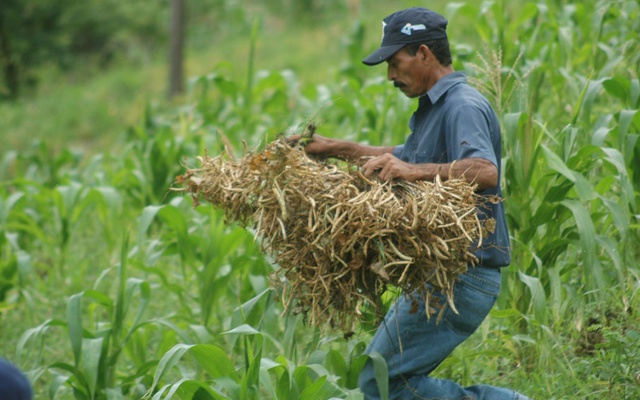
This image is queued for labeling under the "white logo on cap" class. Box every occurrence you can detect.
[401,23,426,36]
[381,21,387,41]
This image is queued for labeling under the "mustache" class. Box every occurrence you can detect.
[393,81,406,88]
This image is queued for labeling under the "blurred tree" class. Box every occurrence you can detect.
[0,0,66,98]
[0,0,166,100]
[261,0,348,25]
[169,0,185,99]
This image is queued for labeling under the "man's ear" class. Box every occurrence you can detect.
[418,44,430,62]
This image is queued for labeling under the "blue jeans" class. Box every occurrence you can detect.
[358,266,530,400]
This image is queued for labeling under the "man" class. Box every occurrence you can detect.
[300,7,530,400]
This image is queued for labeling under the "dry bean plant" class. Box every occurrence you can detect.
[174,133,493,333]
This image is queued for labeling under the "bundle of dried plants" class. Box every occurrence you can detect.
[174,135,492,333]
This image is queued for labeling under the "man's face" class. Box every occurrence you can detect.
[385,47,429,98]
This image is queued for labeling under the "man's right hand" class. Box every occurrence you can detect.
[287,134,336,157]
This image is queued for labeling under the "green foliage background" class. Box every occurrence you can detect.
[1,0,639,399]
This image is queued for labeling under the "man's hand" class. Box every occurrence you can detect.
[362,153,417,181]
[298,134,335,156]
[286,134,336,157]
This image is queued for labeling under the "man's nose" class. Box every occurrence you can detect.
[387,66,396,81]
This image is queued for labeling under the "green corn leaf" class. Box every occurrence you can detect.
[560,199,602,288]
[15,249,31,285]
[489,308,524,319]
[158,204,194,266]
[141,340,245,399]
[571,76,591,125]
[546,266,563,320]
[188,324,214,345]
[190,344,238,380]
[105,388,126,400]
[0,191,24,225]
[618,109,638,150]
[147,343,194,396]
[151,319,195,344]
[347,341,367,388]
[306,364,333,379]
[154,378,228,400]
[49,361,90,397]
[538,238,572,268]
[229,289,272,335]
[602,76,631,103]
[82,289,114,309]
[241,334,263,400]
[67,292,85,365]
[259,368,277,398]
[444,2,469,22]
[0,150,17,179]
[511,334,537,345]
[49,373,70,400]
[326,349,348,382]
[293,365,311,394]
[149,385,170,400]
[282,314,300,361]
[541,145,595,201]
[631,78,640,108]
[541,145,574,182]
[596,236,623,279]
[223,324,261,336]
[80,337,105,399]
[274,355,297,395]
[138,205,164,246]
[601,147,635,205]
[566,144,600,171]
[94,186,123,215]
[260,357,282,371]
[346,353,368,390]
[275,366,294,400]
[518,272,547,322]
[299,375,342,400]
[124,278,151,332]
[600,197,629,236]
[368,351,389,400]
[113,234,130,354]
[16,319,67,364]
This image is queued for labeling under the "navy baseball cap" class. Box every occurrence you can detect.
[363,8,448,66]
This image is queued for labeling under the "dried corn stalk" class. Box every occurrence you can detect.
[174,137,490,333]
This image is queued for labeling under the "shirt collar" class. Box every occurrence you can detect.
[423,71,467,104]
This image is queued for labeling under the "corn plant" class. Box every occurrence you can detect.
[144,290,366,400]
[0,190,32,301]
[15,236,174,399]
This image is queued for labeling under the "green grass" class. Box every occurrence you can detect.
[1,0,640,399]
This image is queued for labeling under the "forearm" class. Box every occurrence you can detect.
[305,136,394,164]
[411,158,498,190]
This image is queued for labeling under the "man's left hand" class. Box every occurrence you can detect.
[362,153,417,181]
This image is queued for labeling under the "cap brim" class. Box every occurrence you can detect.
[362,44,405,66]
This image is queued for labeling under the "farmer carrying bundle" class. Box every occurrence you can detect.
[178,6,527,400]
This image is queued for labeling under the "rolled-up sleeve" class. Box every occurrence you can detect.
[393,144,405,159]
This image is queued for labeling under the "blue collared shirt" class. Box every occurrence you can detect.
[393,71,511,268]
